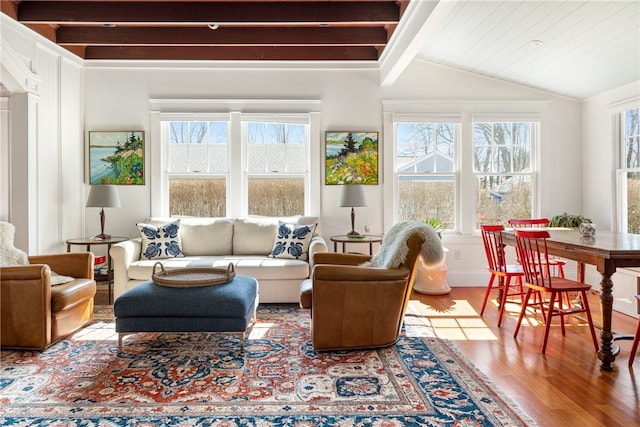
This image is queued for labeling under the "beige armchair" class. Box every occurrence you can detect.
[0,222,96,350]
[307,222,443,351]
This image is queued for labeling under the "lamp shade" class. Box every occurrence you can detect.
[86,185,121,208]
[339,184,367,208]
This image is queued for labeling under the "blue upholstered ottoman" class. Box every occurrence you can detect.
[114,275,258,351]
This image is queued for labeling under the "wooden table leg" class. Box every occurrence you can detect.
[577,262,585,282]
[597,268,617,371]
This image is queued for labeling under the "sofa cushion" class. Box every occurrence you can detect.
[179,217,234,256]
[138,220,184,260]
[232,216,320,255]
[50,278,97,312]
[128,256,310,282]
[270,222,317,261]
[233,217,280,255]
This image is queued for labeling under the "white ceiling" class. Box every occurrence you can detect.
[410,0,640,99]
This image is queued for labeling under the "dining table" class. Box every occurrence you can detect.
[501,228,640,371]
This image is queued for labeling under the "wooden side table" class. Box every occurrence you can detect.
[66,236,128,304]
[330,235,383,255]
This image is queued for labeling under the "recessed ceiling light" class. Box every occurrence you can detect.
[208,23,220,30]
[530,39,544,46]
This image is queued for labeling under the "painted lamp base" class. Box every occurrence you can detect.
[413,250,451,295]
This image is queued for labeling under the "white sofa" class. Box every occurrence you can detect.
[110,216,327,303]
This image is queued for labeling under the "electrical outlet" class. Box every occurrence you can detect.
[454,249,461,260]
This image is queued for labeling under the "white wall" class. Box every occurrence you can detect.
[82,58,584,289]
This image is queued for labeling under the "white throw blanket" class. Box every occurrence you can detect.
[364,221,444,269]
[0,221,74,285]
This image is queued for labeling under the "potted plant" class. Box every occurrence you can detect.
[424,218,445,239]
[549,213,592,228]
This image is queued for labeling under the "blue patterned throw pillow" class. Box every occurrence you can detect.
[137,220,184,260]
[270,222,317,261]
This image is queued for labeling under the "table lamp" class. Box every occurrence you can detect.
[86,185,121,239]
[339,184,367,236]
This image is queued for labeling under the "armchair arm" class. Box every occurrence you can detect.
[313,264,410,282]
[312,252,371,266]
[29,252,94,279]
[110,238,141,298]
[0,264,52,349]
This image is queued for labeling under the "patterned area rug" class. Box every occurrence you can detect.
[1,304,535,426]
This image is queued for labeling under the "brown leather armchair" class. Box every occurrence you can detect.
[1,252,97,350]
[309,231,429,351]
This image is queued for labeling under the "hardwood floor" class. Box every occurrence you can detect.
[95,286,639,426]
[410,287,639,427]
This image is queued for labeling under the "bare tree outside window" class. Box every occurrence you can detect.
[474,122,534,227]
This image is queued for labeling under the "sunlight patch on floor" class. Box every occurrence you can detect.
[248,322,274,339]
[72,321,118,341]
[407,300,498,341]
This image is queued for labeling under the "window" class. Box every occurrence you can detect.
[617,107,640,233]
[473,121,536,228]
[167,120,228,217]
[245,120,307,216]
[386,104,541,234]
[395,121,457,229]
[156,102,317,218]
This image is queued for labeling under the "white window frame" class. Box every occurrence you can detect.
[241,114,312,216]
[614,99,640,232]
[383,101,546,234]
[165,117,230,217]
[392,114,461,230]
[150,99,321,218]
[471,116,539,229]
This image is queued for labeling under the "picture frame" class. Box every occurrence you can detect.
[325,131,378,185]
[89,131,144,185]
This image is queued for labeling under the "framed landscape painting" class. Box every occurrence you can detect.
[89,131,144,185]
[325,131,378,185]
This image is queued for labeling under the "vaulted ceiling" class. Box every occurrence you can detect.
[414,0,639,100]
[2,1,638,99]
[0,0,408,61]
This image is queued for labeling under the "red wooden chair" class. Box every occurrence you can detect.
[630,295,640,367]
[480,225,525,327]
[508,218,566,278]
[513,229,598,354]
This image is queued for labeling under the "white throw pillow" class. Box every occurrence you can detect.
[137,220,184,260]
[270,222,317,261]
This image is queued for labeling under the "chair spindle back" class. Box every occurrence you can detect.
[514,229,552,288]
[481,225,507,273]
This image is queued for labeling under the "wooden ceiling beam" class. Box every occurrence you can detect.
[18,1,400,25]
[83,45,380,60]
[56,26,389,46]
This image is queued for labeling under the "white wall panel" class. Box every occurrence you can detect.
[1,15,84,254]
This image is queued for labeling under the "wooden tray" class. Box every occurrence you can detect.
[151,262,236,288]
